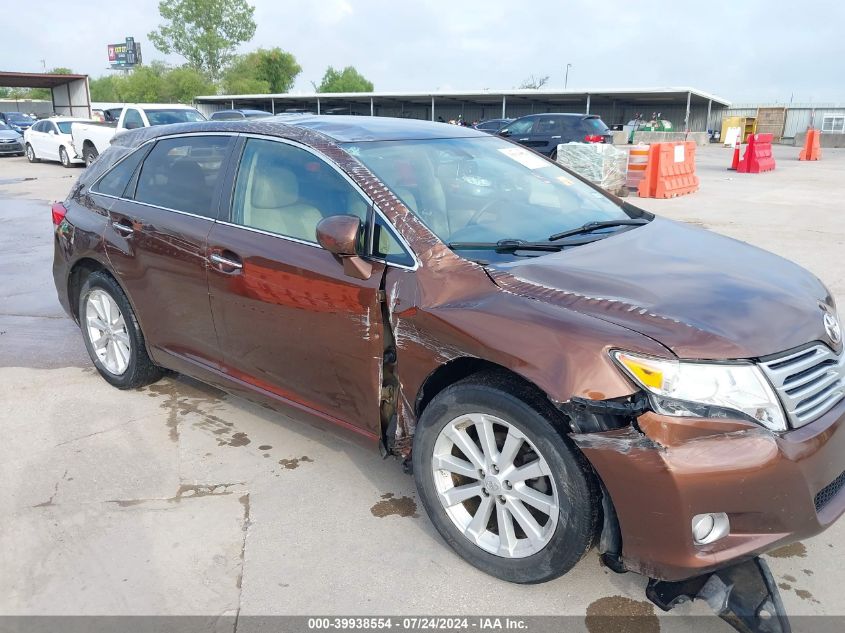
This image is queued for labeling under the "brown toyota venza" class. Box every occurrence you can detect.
[54,117,843,631]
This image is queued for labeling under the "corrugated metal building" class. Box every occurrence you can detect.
[194,87,729,132]
[708,104,845,140]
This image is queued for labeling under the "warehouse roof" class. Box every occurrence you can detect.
[195,87,730,107]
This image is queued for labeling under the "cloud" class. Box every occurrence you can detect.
[2,0,843,102]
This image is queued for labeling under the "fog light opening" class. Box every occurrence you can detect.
[692,512,730,545]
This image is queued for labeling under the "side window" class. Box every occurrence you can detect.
[135,136,231,217]
[32,121,45,132]
[502,118,535,135]
[123,109,144,130]
[231,138,368,243]
[535,117,562,135]
[92,146,149,197]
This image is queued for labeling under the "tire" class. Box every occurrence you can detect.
[78,271,164,389]
[25,143,39,163]
[83,145,98,167]
[60,146,73,168]
[412,374,598,584]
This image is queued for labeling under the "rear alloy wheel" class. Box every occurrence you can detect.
[25,143,38,163]
[60,146,72,168]
[413,376,598,584]
[79,271,163,389]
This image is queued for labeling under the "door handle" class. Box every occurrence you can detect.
[209,252,243,270]
[112,220,134,236]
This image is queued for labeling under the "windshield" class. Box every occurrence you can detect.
[143,109,206,125]
[343,136,632,259]
[0,123,11,131]
[6,113,31,123]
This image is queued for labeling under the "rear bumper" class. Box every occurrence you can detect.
[574,398,845,581]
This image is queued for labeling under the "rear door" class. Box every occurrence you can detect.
[205,136,388,437]
[43,121,61,161]
[102,134,236,370]
[529,115,564,155]
[29,121,49,157]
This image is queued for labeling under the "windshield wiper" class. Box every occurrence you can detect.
[448,239,563,252]
[548,218,649,242]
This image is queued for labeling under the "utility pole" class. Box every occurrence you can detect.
[565,63,572,90]
[40,59,46,72]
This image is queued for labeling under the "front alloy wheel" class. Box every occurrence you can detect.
[432,413,559,558]
[413,375,598,584]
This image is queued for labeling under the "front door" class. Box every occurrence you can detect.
[102,134,235,369]
[206,137,386,437]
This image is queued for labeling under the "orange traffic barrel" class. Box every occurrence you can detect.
[626,144,649,190]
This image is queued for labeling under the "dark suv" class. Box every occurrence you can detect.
[498,113,613,158]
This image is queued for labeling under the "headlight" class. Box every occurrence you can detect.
[612,351,786,431]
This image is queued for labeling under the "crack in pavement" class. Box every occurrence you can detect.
[233,493,251,633]
[32,468,69,508]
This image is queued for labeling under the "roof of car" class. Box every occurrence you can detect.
[277,115,488,141]
[121,115,490,145]
[516,113,596,119]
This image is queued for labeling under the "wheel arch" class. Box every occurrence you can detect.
[415,356,572,433]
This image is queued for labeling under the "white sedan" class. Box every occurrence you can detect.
[24,118,88,167]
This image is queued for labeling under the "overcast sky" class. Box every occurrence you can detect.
[6,0,844,103]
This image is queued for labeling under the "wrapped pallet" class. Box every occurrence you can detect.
[555,142,628,196]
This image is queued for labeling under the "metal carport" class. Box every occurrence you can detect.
[0,71,91,118]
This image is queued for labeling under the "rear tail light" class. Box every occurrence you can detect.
[51,202,67,226]
[584,134,605,143]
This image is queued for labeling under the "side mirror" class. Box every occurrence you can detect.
[49,129,56,135]
[315,215,372,280]
[499,129,511,137]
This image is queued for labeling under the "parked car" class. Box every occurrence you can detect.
[473,118,514,133]
[209,109,272,120]
[24,117,89,167]
[498,113,613,158]
[0,122,24,156]
[0,111,35,135]
[71,104,205,166]
[52,116,844,633]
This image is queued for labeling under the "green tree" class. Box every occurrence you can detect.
[50,67,73,75]
[89,75,126,102]
[120,62,168,102]
[148,0,257,80]
[223,48,301,94]
[161,66,217,103]
[317,66,374,93]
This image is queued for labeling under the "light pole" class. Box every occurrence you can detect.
[565,63,572,90]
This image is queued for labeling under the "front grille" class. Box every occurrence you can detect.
[760,344,845,428]
[815,470,845,512]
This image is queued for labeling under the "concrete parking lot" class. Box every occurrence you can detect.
[1,144,844,632]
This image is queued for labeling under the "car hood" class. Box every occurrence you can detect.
[488,217,836,359]
[0,133,21,140]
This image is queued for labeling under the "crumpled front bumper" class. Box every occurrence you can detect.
[573,397,845,582]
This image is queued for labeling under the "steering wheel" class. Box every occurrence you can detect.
[466,198,508,227]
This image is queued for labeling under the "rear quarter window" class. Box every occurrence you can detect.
[91,147,149,197]
[582,117,609,133]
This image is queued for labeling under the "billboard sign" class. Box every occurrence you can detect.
[108,37,142,69]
